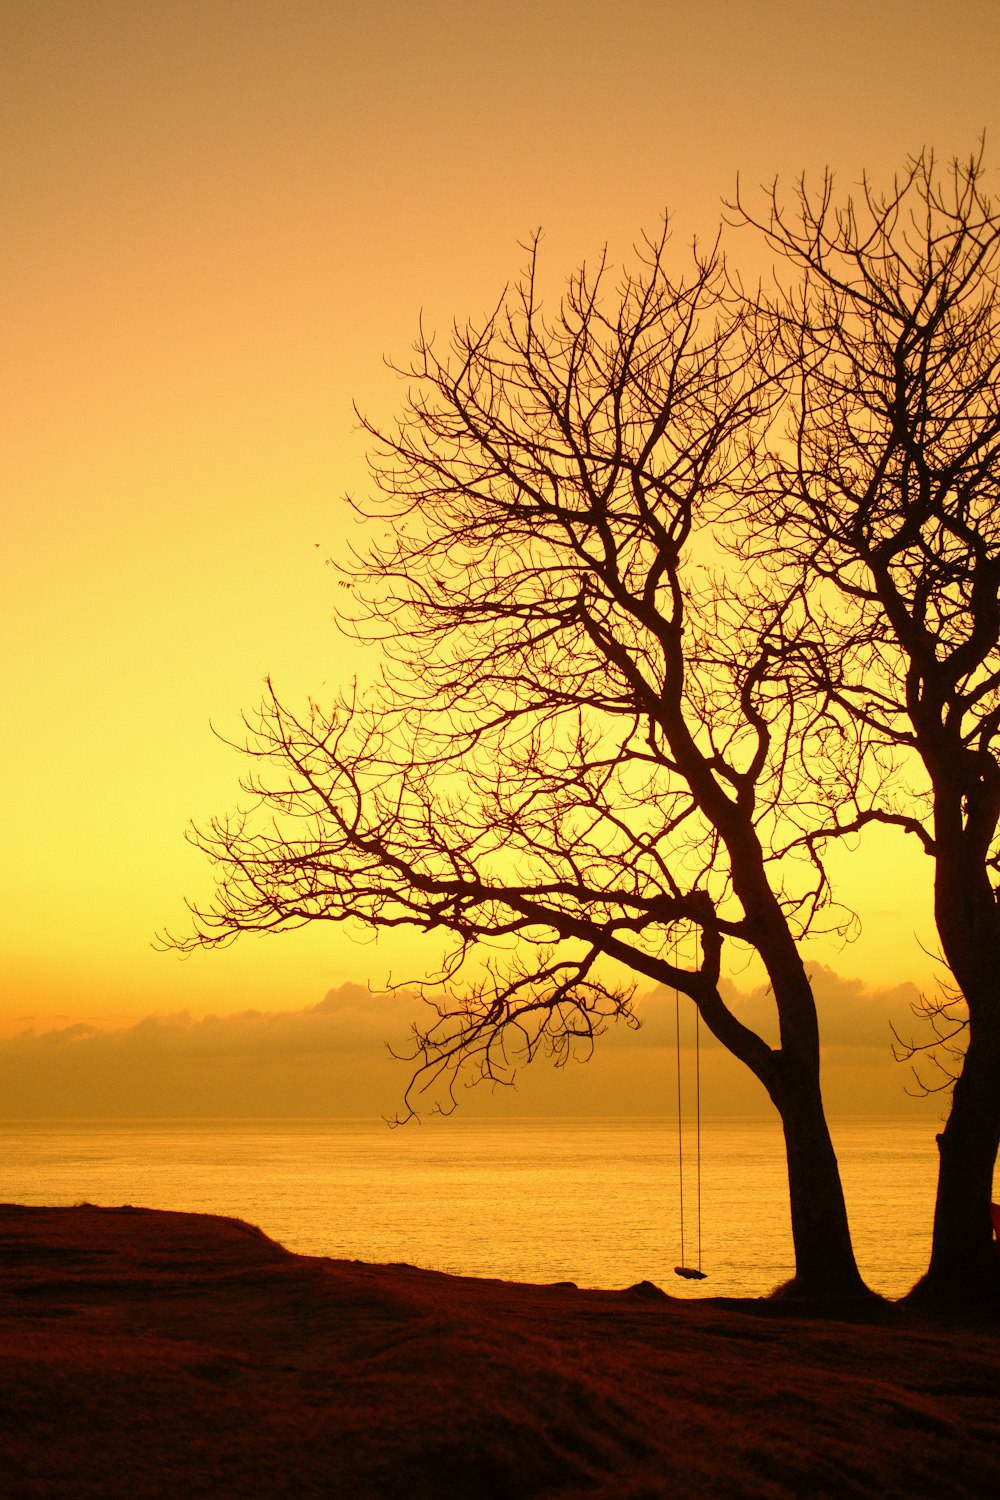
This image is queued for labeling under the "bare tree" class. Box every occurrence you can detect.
[168,229,874,1299]
[733,146,1000,1307]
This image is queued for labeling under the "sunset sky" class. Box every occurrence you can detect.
[3,1,998,1117]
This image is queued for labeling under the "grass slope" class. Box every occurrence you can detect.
[1,1204,998,1498]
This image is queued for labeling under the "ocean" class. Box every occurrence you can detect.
[0,1115,957,1299]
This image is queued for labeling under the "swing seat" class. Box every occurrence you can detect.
[674,1265,707,1281]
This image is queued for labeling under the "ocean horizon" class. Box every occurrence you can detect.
[0,1113,960,1300]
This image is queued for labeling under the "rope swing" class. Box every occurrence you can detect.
[673,939,706,1282]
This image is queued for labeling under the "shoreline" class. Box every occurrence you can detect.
[2,1203,998,1497]
[0,1115,943,1301]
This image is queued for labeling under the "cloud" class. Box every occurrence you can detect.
[5,983,422,1058]
[0,984,426,1120]
[627,965,925,1054]
[0,972,944,1120]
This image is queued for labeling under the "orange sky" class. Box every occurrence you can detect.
[2,1,998,1115]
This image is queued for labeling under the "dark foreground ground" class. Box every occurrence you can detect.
[1,1206,998,1499]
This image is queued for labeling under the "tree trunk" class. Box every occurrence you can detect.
[708,865,872,1302]
[769,1067,872,1301]
[907,1029,1000,1311]
[911,800,1000,1311]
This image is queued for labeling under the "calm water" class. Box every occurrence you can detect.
[0,1116,954,1299]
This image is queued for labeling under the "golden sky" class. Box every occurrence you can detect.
[2,1,998,1113]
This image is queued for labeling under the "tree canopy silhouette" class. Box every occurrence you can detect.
[171,149,1000,1304]
[168,227,874,1299]
[731,145,1000,1307]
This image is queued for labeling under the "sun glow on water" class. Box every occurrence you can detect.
[1,1115,950,1300]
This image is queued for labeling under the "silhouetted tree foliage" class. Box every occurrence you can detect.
[169,229,872,1298]
[732,145,1000,1306]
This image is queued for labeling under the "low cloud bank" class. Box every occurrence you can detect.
[629,965,926,1053]
[0,970,944,1120]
